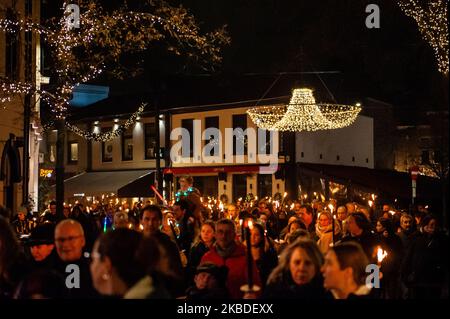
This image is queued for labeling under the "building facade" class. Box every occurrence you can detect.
[0,0,42,213]
[169,105,284,204]
[296,114,374,168]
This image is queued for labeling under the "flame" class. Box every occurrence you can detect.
[283,192,287,198]
[368,200,373,208]
[239,219,243,226]
[377,247,388,263]
[248,220,253,229]
[139,224,144,231]
[371,194,376,201]
[290,203,295,210]
[328,203,334,212]
[388,210,396,216]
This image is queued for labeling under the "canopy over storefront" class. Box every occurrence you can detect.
[50,170,153,199]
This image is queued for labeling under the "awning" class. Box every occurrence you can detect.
[50,170,152,198]
[117,171,155,198]
[163,164,279,175]
[297,162,442,201]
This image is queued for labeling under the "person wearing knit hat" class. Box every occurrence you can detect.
[185,262,229,299]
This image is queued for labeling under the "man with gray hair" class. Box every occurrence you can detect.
[54,219,97,298]
[398,213,416,249]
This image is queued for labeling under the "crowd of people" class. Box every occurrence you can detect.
[0,175,448,300]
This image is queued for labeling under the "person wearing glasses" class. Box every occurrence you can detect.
[54,219,97,298]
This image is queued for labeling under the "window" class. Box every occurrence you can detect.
[204,116,219,157]
[5,10,19,80]
[336,155,340,161]
[232,114,247,155]
[102,127,113,162]
[301,152,304,158]
[258,174,272,198]
[319,154,323,159]
[195,176,218,198]
[279,132,285,154]
[232,174,247,202]
[144,123,156,159]
[352,156,355,162]
[68,142,78,163]
[122,128,133,161]
[366,158,369,163]
[24,0,33,80]
[181,119,194,158]
[264,130,273,155]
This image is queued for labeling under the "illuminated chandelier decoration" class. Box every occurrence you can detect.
[247,88,361,132]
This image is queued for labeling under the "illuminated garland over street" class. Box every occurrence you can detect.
[43,103,146,142]
[398,0,449,75]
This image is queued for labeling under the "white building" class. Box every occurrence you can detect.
[169,104,285,203]
[296,114,374,168]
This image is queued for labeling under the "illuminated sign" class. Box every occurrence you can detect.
[39,169,54,177]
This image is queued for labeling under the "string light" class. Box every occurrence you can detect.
[66,103,146,141]
[1,0,229,125]
[247,88,361,132]
[43,103,146,142]
[398,0,449,75]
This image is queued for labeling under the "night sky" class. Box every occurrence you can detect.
[43,1,448,123]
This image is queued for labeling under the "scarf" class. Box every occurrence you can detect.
[316,220,341,238]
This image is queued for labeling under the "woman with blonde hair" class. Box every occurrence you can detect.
[316,210,341,254]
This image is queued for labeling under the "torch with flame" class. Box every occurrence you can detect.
[328,203,334,214]
[377,246,388,266]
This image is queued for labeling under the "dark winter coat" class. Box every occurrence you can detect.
[262,274,331,299]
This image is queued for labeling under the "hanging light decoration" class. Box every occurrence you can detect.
[247,88,361,132]
[398,0,448,75]
[245,104,287,130]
